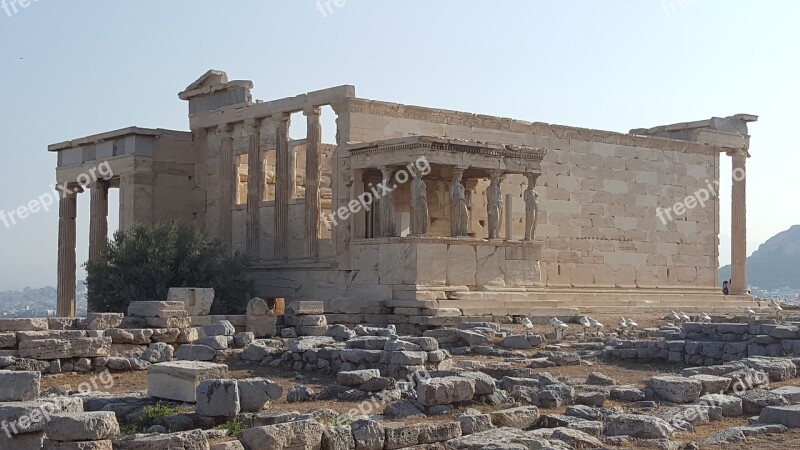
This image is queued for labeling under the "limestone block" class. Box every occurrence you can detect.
[605,414,674,439]
[168,288,215,316]
[0,333,16,348]
[0,397,83,434]
[141,343,174,363]
[147,361,228,403]
[85,313,123,331]
[417,376,476,406]
[0,431,44,450]
[127,301,187,318]
[475,246,504,287]
[690,374,732,395]
[203,321,236,337]
[285,301,325,316]
[650,376,702,403]
[415,244,447,286]
[758,404,800,428]
[18,337,112,360]
[175,344,216,361]
[196,379,240,417]
[44,411,119,441]
[237,378,283,412]
[489,406,540,429]
[0,370,40,401]
[238,419,324,450]
[246,298,277,338]
[0,318,48,331]
[111,429,209,449]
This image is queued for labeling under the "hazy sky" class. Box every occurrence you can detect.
[0,1,798,290]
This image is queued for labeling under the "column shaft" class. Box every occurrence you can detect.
[304,108,321,258]
[218,125,234,246]
[275,114,291,257]
[57,190,78,317]
[88,180,110,262]
[246,119,262,259]
[730,150,748,294]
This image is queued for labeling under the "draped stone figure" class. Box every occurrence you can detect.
[523,173,540,240]
[450,169,469,237]
[378,167,397,237]
[410,172,429,235]
[486,171,503,239]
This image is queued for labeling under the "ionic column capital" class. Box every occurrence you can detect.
[244,118,263,133]
[216,123,233,134]
[303,106,321,117]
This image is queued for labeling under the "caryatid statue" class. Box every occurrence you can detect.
[523,173,540,240]
[410,171,429,235]
[378,166,397,237]
[450,168,469,237]
[486,170,503,239]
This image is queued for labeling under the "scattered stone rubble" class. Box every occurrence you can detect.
[6,305,800,449]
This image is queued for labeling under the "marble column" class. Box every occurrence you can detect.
[218,124,234,246]
[304,107,321,258]
[378,166,397,237]
[88,180,110,263]
[274,113,291,257]
[246,118,263,259]
[486,170,503,239]
[729,149,748,295]
[57,188,78,317]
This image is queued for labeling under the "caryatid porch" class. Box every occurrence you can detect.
[344,136,549,308]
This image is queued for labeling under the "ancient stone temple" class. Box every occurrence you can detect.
[49,70,760,318]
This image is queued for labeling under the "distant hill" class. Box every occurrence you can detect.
[720,225,800,290]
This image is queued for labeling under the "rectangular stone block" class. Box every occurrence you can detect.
[285,301,325,316]
[16,330,87,343]
[0,333,16,348]
[0,318,48,332]
[127,301,188,318]
[147,361,228,403]
[168,288,215,317]
[0,370,40,401]
[18,337,112,360]
[0,397,84,434]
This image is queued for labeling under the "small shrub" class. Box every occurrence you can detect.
[218,418,247,435]
[143,402,185,421]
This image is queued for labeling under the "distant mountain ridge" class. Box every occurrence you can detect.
[720,225,800,290]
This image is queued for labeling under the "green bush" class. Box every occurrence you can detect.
[86,222,253,315]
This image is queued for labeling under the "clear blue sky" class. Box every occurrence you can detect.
[0,0,798,289]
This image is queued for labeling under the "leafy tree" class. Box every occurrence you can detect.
[86,222,252,315]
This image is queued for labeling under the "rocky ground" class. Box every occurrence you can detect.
[11,311,795,449]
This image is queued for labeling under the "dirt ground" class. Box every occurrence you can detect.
[39,312,798,447]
